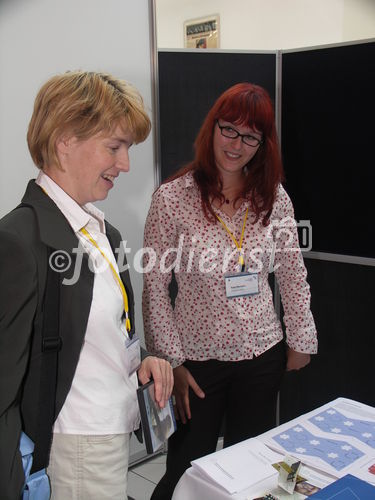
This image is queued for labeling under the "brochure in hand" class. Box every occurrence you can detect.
[137,380,177,454]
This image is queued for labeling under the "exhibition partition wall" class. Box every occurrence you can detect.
[157,50,278,180]
[281,41,374,259]
[156,40,375,423]
[279,40,375,421]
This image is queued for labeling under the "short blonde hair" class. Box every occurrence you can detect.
[27,71,151,169]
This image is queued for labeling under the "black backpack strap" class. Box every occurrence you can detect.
[31,247,62,473]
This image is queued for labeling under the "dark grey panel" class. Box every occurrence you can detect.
[282,42,375,258]
[158,51,276,180]
[280,259,375,422]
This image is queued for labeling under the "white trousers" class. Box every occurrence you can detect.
[47,433,130,499]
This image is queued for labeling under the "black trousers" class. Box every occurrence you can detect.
[151,341,286,500]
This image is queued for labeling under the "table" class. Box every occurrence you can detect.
[172,398,375,500]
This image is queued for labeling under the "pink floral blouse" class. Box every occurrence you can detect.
[143,172,317,368]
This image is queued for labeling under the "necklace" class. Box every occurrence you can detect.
[223,192,238,205]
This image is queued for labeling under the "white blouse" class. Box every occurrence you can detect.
[36,172,140,434]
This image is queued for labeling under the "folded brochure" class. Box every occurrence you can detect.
[191,438,280,494]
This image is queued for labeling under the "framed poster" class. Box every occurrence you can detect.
[184,15,220,49]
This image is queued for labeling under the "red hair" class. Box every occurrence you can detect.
[167,82,284,225]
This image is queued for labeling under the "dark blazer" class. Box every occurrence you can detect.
[0,180,144,499]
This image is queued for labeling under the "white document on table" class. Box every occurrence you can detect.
[349,455,375,486]
[191,438,281,494]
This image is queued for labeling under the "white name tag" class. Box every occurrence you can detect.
[225,272,259,299]
[125,335,141,376]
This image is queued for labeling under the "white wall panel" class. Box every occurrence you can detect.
[155,0,375,49]
[0,0,154,463]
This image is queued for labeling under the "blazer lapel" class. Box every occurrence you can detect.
[105,221,136,338]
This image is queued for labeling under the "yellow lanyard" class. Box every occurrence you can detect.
[216,207,249,271]
[80,227,131,333]
[39,184,131,332]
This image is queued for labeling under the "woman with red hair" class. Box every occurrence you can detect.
[143,83,317,499]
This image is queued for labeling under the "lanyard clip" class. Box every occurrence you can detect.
[125,311,131,333]
[238,253,246,273]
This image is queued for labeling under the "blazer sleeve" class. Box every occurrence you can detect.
[0,227,38,499]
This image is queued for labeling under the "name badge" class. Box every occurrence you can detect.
[125,335,141,376]
[225,272,259,299]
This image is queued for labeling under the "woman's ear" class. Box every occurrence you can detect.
[55,135,77,171]
[56,134,73,155]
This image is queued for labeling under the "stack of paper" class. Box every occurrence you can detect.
[191,438,281,494]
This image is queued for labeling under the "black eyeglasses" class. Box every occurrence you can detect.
[216,121,263,147]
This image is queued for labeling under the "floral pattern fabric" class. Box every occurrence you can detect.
[143,172,317,368]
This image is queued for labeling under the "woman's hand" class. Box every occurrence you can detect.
[173,365,205,424]
[286,348,311,371]
[138,356,174,409]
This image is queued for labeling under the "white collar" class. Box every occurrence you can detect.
[35,170,106,234]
